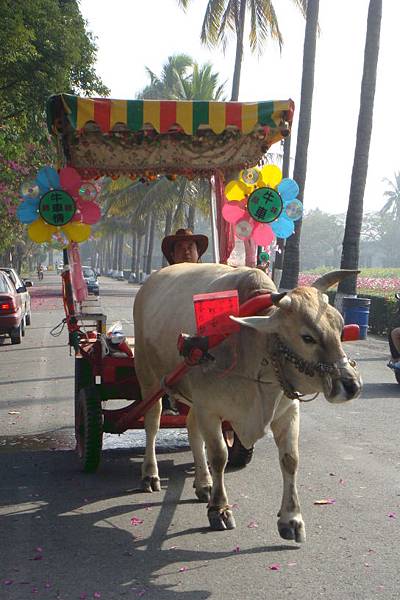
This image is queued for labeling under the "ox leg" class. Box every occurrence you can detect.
[197,413,236,531]
[270,402,306,543]
[141,398,162,492]
[186,408,212,503]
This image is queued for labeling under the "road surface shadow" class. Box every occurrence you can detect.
[0,451,297,599]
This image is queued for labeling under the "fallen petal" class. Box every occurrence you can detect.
[232,546,240,553]
[268,563,281,571]
[93,593,101,599]
[130,516,144,526]
[247,520,258,528]
[387,512,396,519]
[178,566,188,572]
[79,594,88,600]
[3,580,14,585]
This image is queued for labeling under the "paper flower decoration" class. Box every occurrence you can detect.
[17,166,101,244]
[222,165,302,244]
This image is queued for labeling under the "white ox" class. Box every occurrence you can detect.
[133,264,362,542]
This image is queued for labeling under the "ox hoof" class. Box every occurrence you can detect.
[278,519,306,543]
[195,485,211,503]
[208,507,236,531]
[141,476,161,493]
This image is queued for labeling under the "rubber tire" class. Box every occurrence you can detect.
[223,430,254,468]
[21,318,25,337]
[75,386,103,473]
[74,357,94,410]
[388,331,400,359]
[10,323,22,345]
[25,312,31,326]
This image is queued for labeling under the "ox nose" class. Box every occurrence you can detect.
[342,378,361,399]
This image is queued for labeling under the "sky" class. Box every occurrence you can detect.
[79,0,397,216]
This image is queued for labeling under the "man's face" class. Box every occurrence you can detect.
[172,240,199,264]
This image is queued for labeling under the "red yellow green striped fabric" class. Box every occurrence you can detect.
[47,94,294,136]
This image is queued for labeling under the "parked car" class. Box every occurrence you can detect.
[0,271,27,344]
[82,266,99,296]
[0,268,32,325]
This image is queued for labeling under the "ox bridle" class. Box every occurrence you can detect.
[268,334,355,401]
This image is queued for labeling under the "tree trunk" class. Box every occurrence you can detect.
[146,215,156,274]
[135,235,143,282]
[112,233,119,270]
[117,234,124,271]
[280,0,319,290]
[337,0,382,296]
[162,208,173,267]
[131,231,137,273]
[187,204,196,230]
[142,215,150,273]
[230,0,246,101]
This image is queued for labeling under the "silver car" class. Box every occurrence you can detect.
[0,268,32,325]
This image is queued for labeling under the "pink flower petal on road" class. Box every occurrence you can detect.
[79,594,88,600]
[287,562,297,567]
[247,520,258,528]
[3,580,14,585]
[314,498,336,505]
[130,516,144,526]
[137,591,146,598]
[93,593,101,599]
[268,563,281,571]
[232,546,240,553]
[32,555,42,561]
[387,512,396,519]
[35,547,43,553]
[178,566,188,572]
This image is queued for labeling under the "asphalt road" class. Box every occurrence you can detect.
[0,273,399,600]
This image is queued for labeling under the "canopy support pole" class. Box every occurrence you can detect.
[210,175,220,264]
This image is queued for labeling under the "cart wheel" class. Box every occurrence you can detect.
[223,430,254,468]
[75,386,103,473]
[75,357,94,410]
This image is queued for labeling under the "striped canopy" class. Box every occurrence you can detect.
[47,94,294,178]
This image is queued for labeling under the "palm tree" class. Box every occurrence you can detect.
[178,0,306,100]
[380,172,400,221]
[138,54,193,99]
[279,0,319,289]
[337,0,382,297]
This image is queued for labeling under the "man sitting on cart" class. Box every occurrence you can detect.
[161,228,208,266]
[160,228,208,414]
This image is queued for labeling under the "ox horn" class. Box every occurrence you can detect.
[312,270,361,292]
[271,292,288,306]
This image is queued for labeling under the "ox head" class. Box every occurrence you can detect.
[232,270,362,403]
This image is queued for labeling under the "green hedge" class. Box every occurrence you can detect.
[326,292,399,335]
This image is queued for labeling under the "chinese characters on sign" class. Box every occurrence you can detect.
[39,190,76,226]
[247,187,283,223]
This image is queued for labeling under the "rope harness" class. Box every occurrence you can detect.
[268,334,356,401]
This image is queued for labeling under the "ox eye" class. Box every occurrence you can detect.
[301,334,316,345]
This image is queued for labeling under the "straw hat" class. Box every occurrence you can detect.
[161,228,208,265]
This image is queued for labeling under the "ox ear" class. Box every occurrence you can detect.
[312,269,361,292]
[230,315,277,332]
